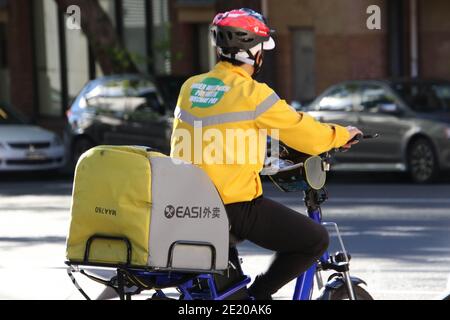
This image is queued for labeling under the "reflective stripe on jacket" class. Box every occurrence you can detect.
[170,62,350,204]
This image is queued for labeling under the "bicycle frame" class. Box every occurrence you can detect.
[292,207,325,300]
[292,188,356,300]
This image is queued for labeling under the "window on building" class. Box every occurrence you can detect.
[33,0,62,117]
[152,0,171,75]
[123,0,147,73]
[65,19,89,105]
[292,29,315,104]
[0,22,6,68]
[0,21,9,104]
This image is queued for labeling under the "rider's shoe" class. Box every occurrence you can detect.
[248,275,273,300]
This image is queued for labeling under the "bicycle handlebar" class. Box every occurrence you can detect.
[337,133,379,153]
[262,133,380,176]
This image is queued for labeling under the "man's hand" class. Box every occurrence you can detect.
[342,126,363,149]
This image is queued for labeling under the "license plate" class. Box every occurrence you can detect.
[26,152,47,160]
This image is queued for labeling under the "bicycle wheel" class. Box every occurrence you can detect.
[328,284,374,300]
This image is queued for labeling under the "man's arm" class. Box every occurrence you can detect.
[254,87,352,156]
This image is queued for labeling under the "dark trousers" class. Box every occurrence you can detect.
[225,196,329,298]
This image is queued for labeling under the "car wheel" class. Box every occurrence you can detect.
[72,138,94,167]
[407,138,438,183]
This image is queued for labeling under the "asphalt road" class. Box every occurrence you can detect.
[0,172,449,300]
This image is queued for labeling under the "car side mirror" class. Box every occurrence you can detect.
[378,103,402,115]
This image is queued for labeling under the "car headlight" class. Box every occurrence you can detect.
[52,135,63,146]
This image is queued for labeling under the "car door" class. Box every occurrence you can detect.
[307,83,360,161]
[354,83,410,164]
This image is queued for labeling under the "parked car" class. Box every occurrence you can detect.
[0,103,65,172]
[64,74,173,167]
[304,79,450,183]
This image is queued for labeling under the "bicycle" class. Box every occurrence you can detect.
[66,135,376,300]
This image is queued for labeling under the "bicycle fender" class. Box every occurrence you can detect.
[317,275,367,300]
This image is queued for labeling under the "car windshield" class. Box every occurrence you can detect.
[392,82,450,112]
[85,78,164,114]
[0,104,26,124]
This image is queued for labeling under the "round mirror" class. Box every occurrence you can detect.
[304,156,326,190]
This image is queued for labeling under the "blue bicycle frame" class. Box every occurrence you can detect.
[66,201,357,301]
[292,207,329,300]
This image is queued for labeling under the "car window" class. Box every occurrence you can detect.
[85,78,165,116]
[392,83,447,112]
[316,84,358,112]
[431,84,450,111]
[358,85,397,112]
[85,79,128,113]
[0,104,26,124]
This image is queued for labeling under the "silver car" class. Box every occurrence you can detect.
[0,104,65,172]
[305,79,450,183]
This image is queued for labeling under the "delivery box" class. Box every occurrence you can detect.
[66,146,229,272]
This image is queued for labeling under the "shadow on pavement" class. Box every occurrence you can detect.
[0,171,73,183]
[327,171,450,184]
[237,216,450,267]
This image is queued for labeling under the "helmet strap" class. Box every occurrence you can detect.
[247,44,264,77]
[218,44,264,77]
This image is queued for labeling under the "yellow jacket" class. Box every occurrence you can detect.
[170,62,350,204]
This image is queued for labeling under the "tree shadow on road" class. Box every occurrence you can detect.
[327,171,450,185]
[0,236,67,252]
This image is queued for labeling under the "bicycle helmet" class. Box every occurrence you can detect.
[210,8,275,68]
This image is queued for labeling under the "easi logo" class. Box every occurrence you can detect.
[190,78,230,109]
[95,207,117,216]
[164,205,221,219]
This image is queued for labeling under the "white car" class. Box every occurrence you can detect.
[0,104,65,171]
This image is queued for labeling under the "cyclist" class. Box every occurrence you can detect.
[170,8,362,299]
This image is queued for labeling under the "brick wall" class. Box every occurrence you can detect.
[7,0,35,118]
[268,0,388,101]
[170,0,393,102]
[419,0,450,80]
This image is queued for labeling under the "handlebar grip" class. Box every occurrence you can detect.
[337,133,379,153]
[337,134,362,153]
[348,133,363,143]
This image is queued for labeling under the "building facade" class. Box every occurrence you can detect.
[171,0,450,103]
[0,0,449,133]
[0,0,170,132]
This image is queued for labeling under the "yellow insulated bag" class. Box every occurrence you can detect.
[66,146,229,272]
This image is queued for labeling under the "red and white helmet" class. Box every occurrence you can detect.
[210,8,275,65]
